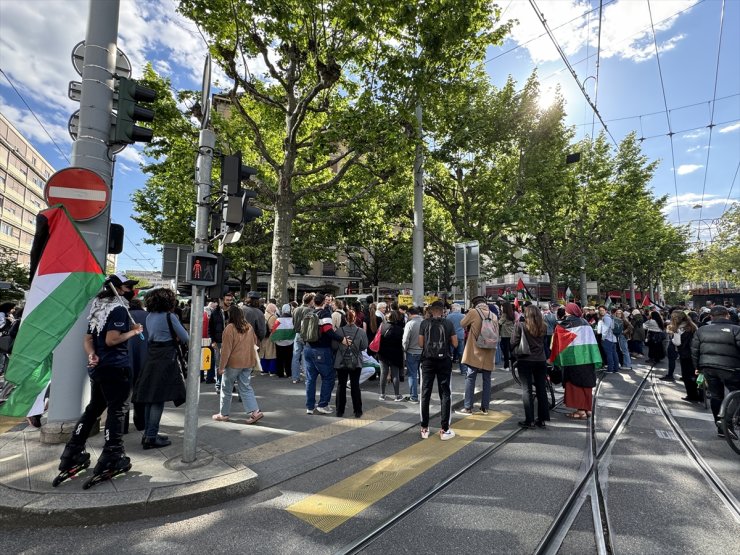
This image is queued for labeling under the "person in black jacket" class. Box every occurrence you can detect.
[377,310,405,401]
[512,305,550,429]
[207,294,232,389]
[691,305,740,436]
[666,310,699,402]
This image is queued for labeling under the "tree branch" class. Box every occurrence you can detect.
[292,149,355,177]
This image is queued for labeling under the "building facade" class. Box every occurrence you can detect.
[0,113,53,266]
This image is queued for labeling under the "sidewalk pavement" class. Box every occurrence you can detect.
[0,364,515,527]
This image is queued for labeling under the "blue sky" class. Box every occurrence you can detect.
[0,0,738,273]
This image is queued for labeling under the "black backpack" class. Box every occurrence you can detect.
[422,319,449,360]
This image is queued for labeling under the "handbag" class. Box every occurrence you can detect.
[514,323,531,356]
[369,326,382,352]
[166,313,187,378]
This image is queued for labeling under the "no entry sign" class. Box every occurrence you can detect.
[44,167,110,221]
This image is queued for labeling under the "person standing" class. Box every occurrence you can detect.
[207,293,234,392]
[612,308,633,370]
[446,304,466,374]
[212,305,263,424]
[543,303,559,360]
[377,310,406,401]
[643,310,666,364]
[271,304,296,378]
[260,303,278,376]
[512,305,550,428]
[499,302,516,370]
[304,293,350,415]
[291,293,314,384]
[691,305,740,436]
[597,305,619,373]
[402,306,423,403]
[133,288,188,449]
[456,296,497,415]
[418,300,458,440]
[667,310,699,401]
[241,291,267,342]
[334,309,368,417]
[57,274,143,479]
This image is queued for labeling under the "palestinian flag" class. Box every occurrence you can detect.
[0,206,104,417]
[516,278,533,301]
[270,316,295,343]
[642,294,652,308]
[548,324,602,368]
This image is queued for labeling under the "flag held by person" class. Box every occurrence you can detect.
[0,206,105,417]
[548,324,602,368]
[516,278,533,301]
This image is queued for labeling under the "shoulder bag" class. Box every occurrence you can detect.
[513,323,531,356]
[166,312,188,378]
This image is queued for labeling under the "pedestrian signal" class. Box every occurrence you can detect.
[186,252,218,286]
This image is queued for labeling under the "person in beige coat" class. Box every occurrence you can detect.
[260,303,278,375]
[456,296,498,415]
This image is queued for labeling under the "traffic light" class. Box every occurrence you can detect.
[206,255,232,299]
[108,223,124,254]
[112,76,157,144]
[221,151,262,230]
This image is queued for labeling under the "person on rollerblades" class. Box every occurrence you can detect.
[54,273,143,488]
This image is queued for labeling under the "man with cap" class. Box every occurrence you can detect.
[241,291,267,342]
[57,273,144,480]
[418,300,458,440]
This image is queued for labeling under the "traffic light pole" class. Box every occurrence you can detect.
[44,0,119,432]
[183,128,215,463]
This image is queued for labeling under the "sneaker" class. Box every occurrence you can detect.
[535,420,547,429]
[659,375,675,381]
[316,405,334,414]
[477,408,489,415]
[409,397,419,403]
[518,421,535,429]
[420,428,430,439]
[26,415,42,428]
[394,396,405,402]
[379,394,386,401]
[306,408,315,415]
[717,426,725,438]
[455,408,473,415]
[245,410,264,425]
[212,414,230,422]
[439,429,456,441]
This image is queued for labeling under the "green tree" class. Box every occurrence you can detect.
[0,248,29,302]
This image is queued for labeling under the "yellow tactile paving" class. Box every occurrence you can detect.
[228,405,398,466]
[0,416,23,434]
[286,410,511,533]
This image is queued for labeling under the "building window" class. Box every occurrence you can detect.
[322,260,336,276]
[347,256,361,277]
[294,263,309,275]
[1,223,17,237]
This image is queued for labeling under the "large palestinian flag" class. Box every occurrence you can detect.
[548,324,602,368]
[0,206,104,416]
[270,316,295,343]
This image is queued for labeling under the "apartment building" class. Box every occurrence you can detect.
[0,112,52,266]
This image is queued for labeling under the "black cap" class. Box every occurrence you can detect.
[108,272,139,288]
[247,291,261,299]
[430,300,445,309]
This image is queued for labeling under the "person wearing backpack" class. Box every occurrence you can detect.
[456,296,498,416]
[333,309,368,417]
[291,293,315,384]
[418,300,458,441]
[303,293,351,415]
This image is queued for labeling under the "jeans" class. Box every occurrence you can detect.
[69,365,131,453]
[406,353,420,401]
[219,367,259,416]
[617,335,632,369]
[291,333,306,380]
[517,360,550,423]
[604,339,619,372]
[143,402,165,439]
[304,345,336,409]
[420,357,452,431]
[379,359,401,397]
[451,335,466,371]
[336,367,362,416]
[207,343,222,388]
[464,366,491,411]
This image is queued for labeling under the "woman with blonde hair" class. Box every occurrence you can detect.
[512,305,549,428]
[213,305,263,424]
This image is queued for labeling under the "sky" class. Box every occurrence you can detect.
[0,0,738,273]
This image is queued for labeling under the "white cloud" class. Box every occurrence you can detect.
[719,122,740,134]
[500,0,696,65]
[665,192,727,209]
[686,145,708,153]
[676,164,703,175]
[681,129,708,140]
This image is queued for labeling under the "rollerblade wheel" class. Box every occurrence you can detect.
[52,475,64,487]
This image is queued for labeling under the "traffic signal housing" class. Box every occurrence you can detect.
[221,151,262,230]
[108,223,124,254]
[112,76,157,144]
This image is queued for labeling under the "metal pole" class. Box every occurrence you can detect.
[580,256,588,307]
[46,0,119,426]
[630,271,636,309]
[182,128,215,463]
[463,246,468,309]
[412,103,424,308]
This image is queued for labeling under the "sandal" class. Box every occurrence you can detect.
[565,411,587,419]
[212,413,230,422]
[245,411,263,425]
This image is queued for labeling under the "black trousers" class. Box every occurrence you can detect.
[336,367,362,416]
[704,367,740,422]
[420,357,452,431]
[680,356,699,400]
[518,360,550,423]
[69,365,131,453]
[275,344,293,378]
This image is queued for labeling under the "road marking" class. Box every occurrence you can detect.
[226,406,398,466]
[286,411,511,533]
[0,416,23,435]
[655,429,678,441]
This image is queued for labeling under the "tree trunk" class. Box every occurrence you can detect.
[249,268,258,292]
[269,198,295,304]
[551,278,559,303]
[240,270,247,298]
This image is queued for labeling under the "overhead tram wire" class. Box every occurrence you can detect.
[697,0,727,229]
[721,161,740,215]
[527,0,618,148]
[125,235,159,273]
[0,68,71,166]
[647,0,682,224]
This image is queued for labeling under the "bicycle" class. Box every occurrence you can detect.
[511,360,556,409]
[718,389,740,455]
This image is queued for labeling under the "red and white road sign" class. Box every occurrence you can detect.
[44,167,110,221]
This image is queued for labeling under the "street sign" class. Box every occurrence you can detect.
[71,40,131,78]
[162,243,192,281]
[44,167,110,221]
[454,241,480,280]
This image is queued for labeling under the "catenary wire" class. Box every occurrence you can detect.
[697,0,726,227]
[721,161,740,215]
[0,68,71,166]
[125,235,158,272]
[647,0,681,224]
